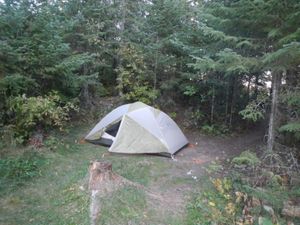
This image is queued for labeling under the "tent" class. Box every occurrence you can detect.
[85,102,188,155]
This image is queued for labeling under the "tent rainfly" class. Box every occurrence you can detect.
[85,102,188,155]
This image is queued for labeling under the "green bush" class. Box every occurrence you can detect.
[123,85,158,105]
[0,74,38,97]
[117,44,158,104]
[8,92,78,143]
[232,150,260,166]
[201,124,229,135]
[191,109,204,127]
[279,122,300,140]
[239,92,267,122]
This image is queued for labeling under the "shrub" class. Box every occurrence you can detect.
[201,124,229,135]
[279,122,300,140]
[0,74,38,97]
[117,44,158,104]
[232,151,261,166]
[8,92,78,143]
[187,178,238,225]
[239,92,267,122]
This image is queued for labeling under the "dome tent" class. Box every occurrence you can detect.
[85,102,188,155]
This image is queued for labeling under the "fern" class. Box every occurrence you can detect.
[279,122,300,140]
[232,151,260,166]
[279,122,300,133]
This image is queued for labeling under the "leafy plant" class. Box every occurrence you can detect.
[191,110,204,126]
[8,92,78,143]
[183,85,197,96]
[202,124,216,134]
[239,93,268,122]
[169,112,177,119]
[232,151,261,166]
[117,44,158,104]
[279,122,300,140]
[0,74,38,97]
[201,124,229,135]
[187,177,239,225]
[239,104,265,122]
[279,89,300,142]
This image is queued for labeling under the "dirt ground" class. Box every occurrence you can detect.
[143,128,265,222]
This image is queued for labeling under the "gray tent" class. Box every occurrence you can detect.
[85,102,188,155]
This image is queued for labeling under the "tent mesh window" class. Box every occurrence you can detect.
[105,121,121,137]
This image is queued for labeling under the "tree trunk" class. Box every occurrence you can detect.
[79,83,93,109]
[88,161,117,225]
[210,84,215,124]
[267,72,282,152]
[229,77,236,127]
[254,74,259,99]
[225,82,229,123]
[246,75,252,103]
[117,0,126,97]
[153,36,159,93]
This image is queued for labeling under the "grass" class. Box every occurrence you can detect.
[0,125,189,225]
[99,187,147,225]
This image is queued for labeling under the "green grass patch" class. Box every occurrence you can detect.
[99,186,147,225]
[0,125,191,225]
[112,158,151,186]
[0,133,160,224]
[0,151,47,195]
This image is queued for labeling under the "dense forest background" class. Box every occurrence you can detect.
[0,0,299,152]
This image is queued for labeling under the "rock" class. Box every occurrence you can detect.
[282,200,300,218]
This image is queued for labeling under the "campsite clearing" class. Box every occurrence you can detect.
[0,125,263,225]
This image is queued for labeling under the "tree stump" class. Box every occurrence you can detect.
[88,160,116,191]
[87,160,160,225]
[88,160,118,225]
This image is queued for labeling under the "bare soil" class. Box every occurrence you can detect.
[146,128,265,220]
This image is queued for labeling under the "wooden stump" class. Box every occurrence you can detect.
[88,160,116,191]
[88,160,117,225]
[87,160,158,225]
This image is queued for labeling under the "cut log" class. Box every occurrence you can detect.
[88,160,119,225]
[89,161,116,191]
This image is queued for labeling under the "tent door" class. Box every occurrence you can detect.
[105,121,121,137]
